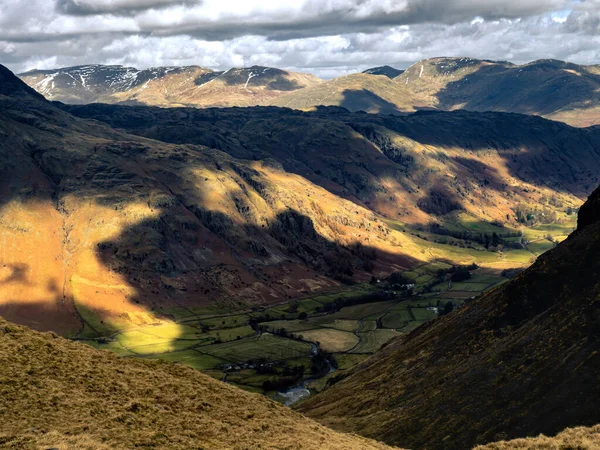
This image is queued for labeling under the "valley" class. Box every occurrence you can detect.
[82,209,575,401]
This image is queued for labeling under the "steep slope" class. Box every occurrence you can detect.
[298,185,600,449]
[397,57,600,127]
[1,65,418,336]
[19,64,321,108]
[362,66,405,78]
[4,61,600,340]
[0,316,397,450]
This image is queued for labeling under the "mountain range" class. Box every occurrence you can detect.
[19,57,600,127]
[19,64,321,108]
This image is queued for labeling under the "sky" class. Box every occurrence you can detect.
[0,0,599,78]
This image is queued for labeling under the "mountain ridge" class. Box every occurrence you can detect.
[19,64,321,107]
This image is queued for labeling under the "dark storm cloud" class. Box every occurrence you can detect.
[56,0,200,16]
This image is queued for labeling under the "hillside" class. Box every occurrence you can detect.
[297,185,600,449]
[397,57,600,127]
[63,103,600,226]
[0,316,396,450]
[19,64,321,108]
[1,64,419,337]
[269,73,417,114]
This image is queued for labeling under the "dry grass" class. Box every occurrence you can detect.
[0,317,397,450]
[476,425,600,449]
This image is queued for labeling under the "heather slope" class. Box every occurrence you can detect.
[0,317,396,450]
[298,185,600,449]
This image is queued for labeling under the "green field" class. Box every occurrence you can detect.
[527,239,556,255]
[351,329,403,354]
[380,308,412,329]
[198,333,312,363]
[299,328,359,353]
[151,349,227,370]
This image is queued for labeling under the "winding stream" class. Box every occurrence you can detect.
[277,343,336,406]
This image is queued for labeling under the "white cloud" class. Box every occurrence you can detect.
[0,0,598,77]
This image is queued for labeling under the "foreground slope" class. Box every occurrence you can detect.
[0,316,396,450]
[298,185,600,449]
[19,64,321,108]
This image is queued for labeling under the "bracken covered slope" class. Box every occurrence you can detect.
[298,185,600,449]
[0,316,397,450]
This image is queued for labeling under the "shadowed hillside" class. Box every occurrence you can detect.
[298,185,600,449]
[61,102,600,225]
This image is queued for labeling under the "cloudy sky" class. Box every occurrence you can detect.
[0,0,599,78]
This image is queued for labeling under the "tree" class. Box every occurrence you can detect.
[439,301,454,316]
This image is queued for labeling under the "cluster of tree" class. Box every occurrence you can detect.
[316,291,388,314]
[262,376,302,392]
[437,300,455,316]
[515,204,558,226]
[311,351,337,376]
[425,223,522,252]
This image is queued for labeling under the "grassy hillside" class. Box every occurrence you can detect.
[0,316,397,450]
[298,185,600,449]
[1,62,596,344]
[475,425,600,450]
